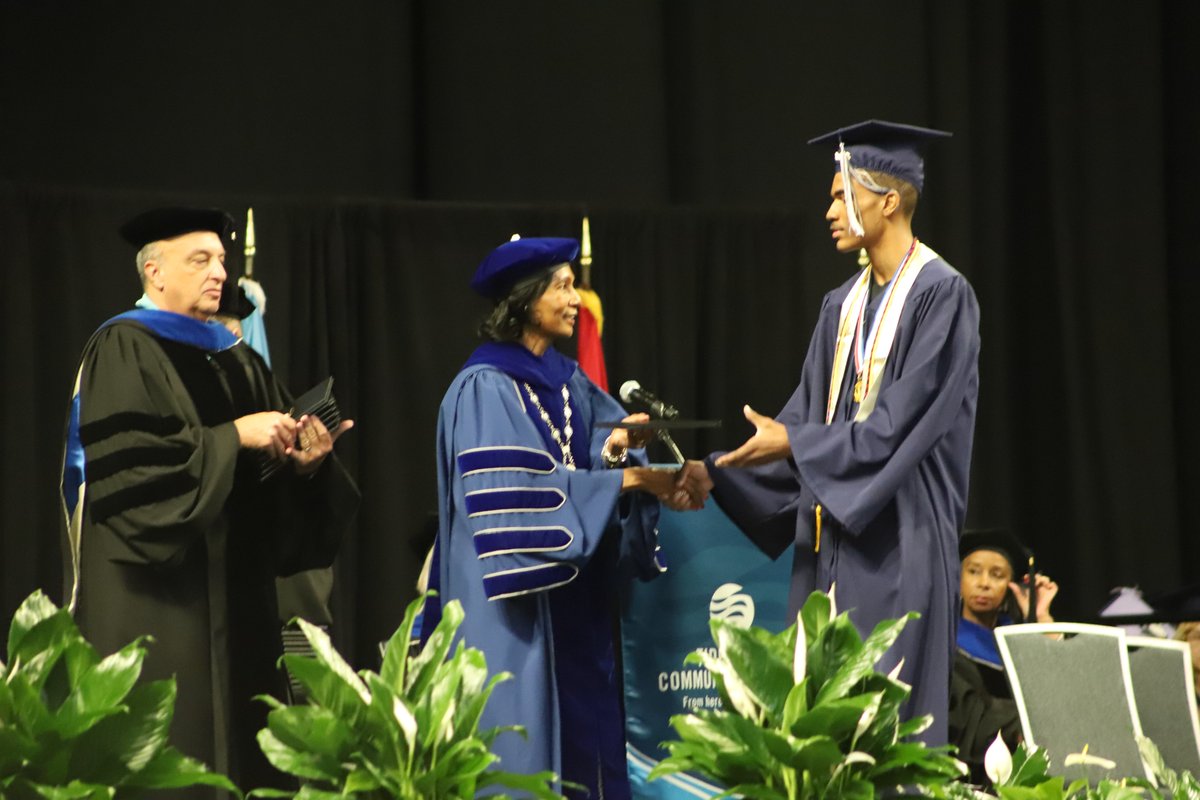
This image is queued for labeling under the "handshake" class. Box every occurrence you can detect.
[616,402,795,512]
[623,460,713,511]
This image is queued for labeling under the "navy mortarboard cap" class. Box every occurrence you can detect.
[959,528,1032,577]
[119,207,235,249]
[470,236,580,300]
[807,119,951,196]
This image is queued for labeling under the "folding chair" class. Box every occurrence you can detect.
[1126,635,1200,775]
[995,623,1151,784]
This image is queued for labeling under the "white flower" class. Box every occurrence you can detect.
[830,751,877,782]
[1064,749,1117,771]
[886,658,912,692]
[793,610,807,684]
[854,693,883,743]
[724,670,761,720]
[695,644,759,720]
[844,751,877,766]
[443,699,457,742]
[984,734,1013,785]
[393,696,417,753]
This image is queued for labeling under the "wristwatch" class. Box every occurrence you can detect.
[601,442,628,468]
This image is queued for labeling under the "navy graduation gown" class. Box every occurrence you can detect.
[709,256,980,746]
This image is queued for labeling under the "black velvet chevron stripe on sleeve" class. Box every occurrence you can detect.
[79,411,184,446]
[88,470,198,523]
[85,444,191,484]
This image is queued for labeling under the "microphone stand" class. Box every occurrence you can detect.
[656,429,686,465]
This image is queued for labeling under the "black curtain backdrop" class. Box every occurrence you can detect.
[3,0,1200,667]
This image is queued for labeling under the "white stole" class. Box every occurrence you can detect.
[825,242,939,423]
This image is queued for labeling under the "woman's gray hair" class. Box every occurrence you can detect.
[478,267,558,342]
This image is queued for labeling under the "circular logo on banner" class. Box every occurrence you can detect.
[709,583,755,628]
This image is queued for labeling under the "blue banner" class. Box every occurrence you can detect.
[621,500,794,798]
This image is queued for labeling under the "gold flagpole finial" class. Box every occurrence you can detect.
[580,216,593,288]
[244,208,257,278]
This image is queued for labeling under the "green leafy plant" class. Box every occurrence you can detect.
[0,590,240,799]
[1137,736,1200,800]
[649,588,967,800]
[250,593,563,799]
[974,733,1200,800]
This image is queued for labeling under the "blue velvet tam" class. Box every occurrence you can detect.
[119,206,235,249]
[807,119,951,195]
[470,236,580,299]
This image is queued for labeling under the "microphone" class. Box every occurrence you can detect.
[619,380,680,419]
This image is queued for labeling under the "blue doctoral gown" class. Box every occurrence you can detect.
[433,342,664,797]
[708,256,980,746]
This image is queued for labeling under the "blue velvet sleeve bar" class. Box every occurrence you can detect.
[442,367,624,599]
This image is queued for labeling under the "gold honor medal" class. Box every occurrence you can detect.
[853,374,865,404]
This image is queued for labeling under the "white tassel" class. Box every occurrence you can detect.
[836,142,865,237]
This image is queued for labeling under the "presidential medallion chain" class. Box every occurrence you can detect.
[523,383,576,470]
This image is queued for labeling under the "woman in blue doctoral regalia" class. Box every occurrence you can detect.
[949,529,1058,782]
[429,236,683,798]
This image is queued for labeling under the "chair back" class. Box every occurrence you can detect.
[1126,635,1200,775]
[995,623,1151,784]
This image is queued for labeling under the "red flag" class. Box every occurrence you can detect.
[576,286,608,391]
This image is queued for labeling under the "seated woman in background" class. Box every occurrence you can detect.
[1175,621,1200,700]
[949,528,1058,782]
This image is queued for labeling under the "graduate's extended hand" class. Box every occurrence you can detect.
[714,405,790,468]
[291,414,355,476]
[671,460,712,510]
[1010,572,1059,623]
[627,466,704,511]
[234,411,297,462]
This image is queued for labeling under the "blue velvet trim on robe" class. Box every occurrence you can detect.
[957,616,1007,667]
[108,309,240,352]
[61,309,239,522]
[464,341,576,389]
[63,393,85,520]
[473,526,574,557]
[457,446,557,476]
[482,562,579,600]
[464,342,592,468]
[464,487,566,516]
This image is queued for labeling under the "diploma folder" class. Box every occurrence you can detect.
[595,419,721,430]
[259,377,343,480]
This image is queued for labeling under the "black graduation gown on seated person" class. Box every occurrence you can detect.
[948,652,1021,782]
[707,256,980,747]
[63,315,359,796]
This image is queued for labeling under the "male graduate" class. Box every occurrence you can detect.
[60,207,360,794]
[677,120,981,746]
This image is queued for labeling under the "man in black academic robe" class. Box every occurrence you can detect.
[677,121,980,747]
[60,207,359,796]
